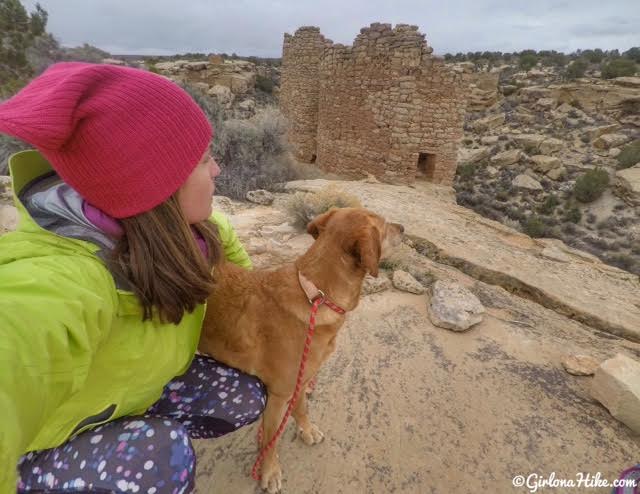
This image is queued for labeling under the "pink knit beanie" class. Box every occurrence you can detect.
[0,62,212,218]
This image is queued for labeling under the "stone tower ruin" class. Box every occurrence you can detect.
[280,23,468,185]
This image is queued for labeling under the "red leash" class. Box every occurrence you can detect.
[251,290,345,481]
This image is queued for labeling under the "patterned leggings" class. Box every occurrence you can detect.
[16,355,267,494]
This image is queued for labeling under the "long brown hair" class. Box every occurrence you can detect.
[109,194,222,324]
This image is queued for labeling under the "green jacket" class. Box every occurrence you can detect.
[0,150,252,492]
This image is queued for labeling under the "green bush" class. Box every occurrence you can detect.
[519,53,538,71]
[145,59,160,74]
[457,163,475,180]
[616,140,640,170]
[522,216,547,238]
[601,59,637,79]
[62,43,109,63]
[565,59,588,80]
[0,0,51,96]
[538,194,559,214]
[563,205,582,224]
[255,74,275,94]
[579,49,605,63]
[181,83,303,200]
[215,107,299,199]
[573,168,610,203]
[624,47,640,63]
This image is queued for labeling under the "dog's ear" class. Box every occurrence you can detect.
[306,209,337,239]
[351,227,381,277]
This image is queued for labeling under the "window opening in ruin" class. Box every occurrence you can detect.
[310,154,317,164]
[417,153,437,181]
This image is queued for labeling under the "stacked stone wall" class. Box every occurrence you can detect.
[280,27,329,162]
[281,23,468,185]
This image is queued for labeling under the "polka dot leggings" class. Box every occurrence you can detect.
[16,355,267,493]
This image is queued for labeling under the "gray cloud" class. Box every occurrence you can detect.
[21,0,640,57]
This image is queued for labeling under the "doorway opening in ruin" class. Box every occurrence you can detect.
[310,154,317,164]
[417,152,437,181]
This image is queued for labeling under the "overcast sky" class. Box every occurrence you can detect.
[21,0,639,58]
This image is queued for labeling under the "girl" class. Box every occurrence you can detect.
[0,62,266,493]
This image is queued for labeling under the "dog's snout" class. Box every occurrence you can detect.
[392,222,405,234]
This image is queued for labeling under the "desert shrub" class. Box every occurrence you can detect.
[506,206,526,221]
[495,190,509,202]
[215,108,299,199]
[538,194,559,214]
[25,32,62,75]
[457,163,476,180]
[519,54,538,71]
[61,43,110,63]
[0,0,50,96]
[616,140,640,170]
[561,222,578,235]
[286,184,362,230]
[585,235,609,250]
[573,168,609,203]
[255,74,275,94]
[182,83,301,199]
[521,215,546,238]
[503,218,521,231]
[0,133,29,175]
[565,59,588,80]
[632,244,640,255]
[456,191,473,205]
[601,59,637,79]
[146,62,160,74]
[563,205,582,224]
[624,47,640,63]
[607,254,637,273]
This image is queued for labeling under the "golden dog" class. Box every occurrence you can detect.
[198,207,404,492]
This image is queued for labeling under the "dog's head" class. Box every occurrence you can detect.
[306,207,404,278]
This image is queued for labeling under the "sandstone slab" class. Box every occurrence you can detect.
[591,353,640,433]
[512,174,543,191]
[490,149,522,166]
[472,113,505,132]
[531,155,561,173]
[593,133,630,150]
[285,179,640,342]
[614,165,640,206]
[546,166,567,181]
[458,147,489,165]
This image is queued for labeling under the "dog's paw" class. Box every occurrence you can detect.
[261,462,283,493]
[298,423,325,445]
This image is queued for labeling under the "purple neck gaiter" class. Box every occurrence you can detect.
[82,201,209,258]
